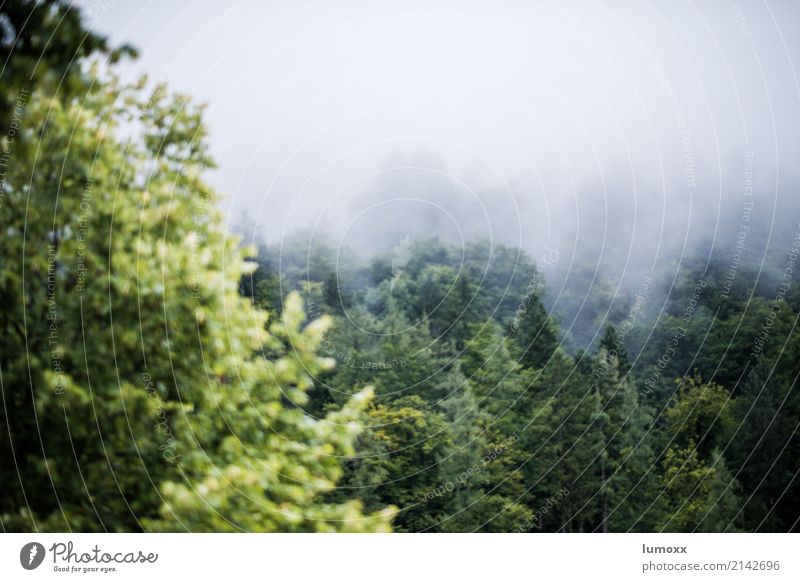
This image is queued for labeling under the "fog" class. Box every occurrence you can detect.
[84,0,800,282]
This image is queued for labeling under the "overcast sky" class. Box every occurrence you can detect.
[81,0,800,265]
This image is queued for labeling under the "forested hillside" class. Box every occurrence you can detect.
[240,234,800,532]
[2,0,798,535]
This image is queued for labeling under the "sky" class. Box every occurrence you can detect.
[81,0,800,272]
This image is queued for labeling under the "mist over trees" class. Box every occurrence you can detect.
[1,0,799,533]
[238,229,800,532]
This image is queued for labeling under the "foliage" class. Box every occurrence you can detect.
[3,0,800,534]
[0,72,392,532]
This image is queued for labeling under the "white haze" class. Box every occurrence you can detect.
[84,0,800,283]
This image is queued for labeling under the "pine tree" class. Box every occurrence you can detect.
[437,362,534,531]
[729,361,799,531]
[592,350,656,531]
[333,395,451,532]
[322,300,448,406]
[599,324,630,374]
[508,286,558,370]
[524,351,602,532]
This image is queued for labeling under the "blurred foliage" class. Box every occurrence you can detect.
[0,50,391,531]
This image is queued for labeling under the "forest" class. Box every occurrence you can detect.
[1,0,798,533]
[234,230,800,532]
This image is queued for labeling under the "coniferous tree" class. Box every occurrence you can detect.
[729,362,800,531]
[525,351,602,532]
[593,350,656,531]
[334,395,451,532]
[508,287,559,370]
[599,324,630,374]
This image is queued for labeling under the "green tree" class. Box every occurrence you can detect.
[436,350,534,531]
[665,376,734,460]
[658,443,740,532]
[728,362,800,531]
[525,351,602,532]
[0,0,134,129]
[592,350,656,531]
[508,285,558,370]
[599,324,630,374]
[323,302,448,406]
[0,74,391,532]
[333,395,450,532]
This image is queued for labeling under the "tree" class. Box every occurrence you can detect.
[0,74,391,532]
[437,372,494,531]
[524,351,602,532]
[436,355,534,532]
[322,302,448,406]
[599,324,630,374]
[664,376,734,461]
[728,362,800,531]
[592,350,656,531]
[332,395,450,532]
[0,0,134,130]
[657,443,740,532]
[508,284,558,370]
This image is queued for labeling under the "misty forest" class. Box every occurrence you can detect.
[2,1,800,533]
